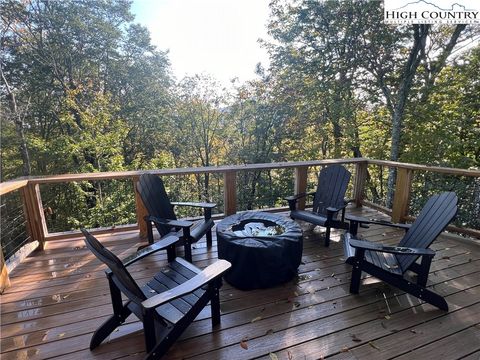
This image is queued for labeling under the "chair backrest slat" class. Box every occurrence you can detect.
[82,229,146,303]
[397,192,458,272]
[137,174,177,236]
[313,165,351,215]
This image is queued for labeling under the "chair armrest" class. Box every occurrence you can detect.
[326,201,350,222]
[142,259,232,309]
[284,192,315,202]
[171,201,217,209]
[122,235,181,267]
[145,215,193,229]
[346,215,411,230]
[326,203,348,214]
[285,192,316,211]
[171,201,216,221]
[349,239,435,257]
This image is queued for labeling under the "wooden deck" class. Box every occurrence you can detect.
[1,207,480,360]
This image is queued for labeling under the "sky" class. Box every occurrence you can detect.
[130,0,271,87]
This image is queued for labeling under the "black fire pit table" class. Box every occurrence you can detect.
[216,211,303,290]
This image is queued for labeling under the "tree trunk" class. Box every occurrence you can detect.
[420,24,466,103]
[1,66,31,176]
[386,25,429,207]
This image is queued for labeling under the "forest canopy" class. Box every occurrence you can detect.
[1,0,479,232]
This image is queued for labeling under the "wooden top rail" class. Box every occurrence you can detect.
[0,179,29,196]
[25,158,366,185]
[367,159,480,177]
[1,158,479,195]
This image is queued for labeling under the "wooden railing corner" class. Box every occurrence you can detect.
[223,171,237,216]
[21,183,47,250]
[294,166,308,210]
[0,246,11,293]
[353,161,368,208]
[391,167,413,223]
[133,176,149,239]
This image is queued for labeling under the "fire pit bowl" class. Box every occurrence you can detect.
[216,212,303,290]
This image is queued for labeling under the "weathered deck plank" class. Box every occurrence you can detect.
[1,207,479,360]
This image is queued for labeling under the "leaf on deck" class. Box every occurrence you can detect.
[350,334,362,342]
[42,331,49,342]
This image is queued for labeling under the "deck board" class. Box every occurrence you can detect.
[1,207,479,360]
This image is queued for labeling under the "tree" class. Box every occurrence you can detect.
[264,0,474,206]
[168,75,230,201]
[0,0,173,178]
[265,0,364,158]
[0,0,173,230]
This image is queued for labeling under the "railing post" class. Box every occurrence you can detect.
[0,246,11,293]
[133,176,148,239]
[391,167,413,223]
[21,183,47,250]
[294,166,308,210]
[353,161,368,207]
[223,171,237,216]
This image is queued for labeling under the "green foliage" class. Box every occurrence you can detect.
[403,48,480,168]
[0,0,478,234]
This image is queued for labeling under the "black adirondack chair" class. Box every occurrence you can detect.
[344,192,458,311]
[82,229,231,360]
[137,174,216,262]
[285,164,351,246]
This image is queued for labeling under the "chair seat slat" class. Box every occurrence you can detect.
[153,270,202,305]
[145,277,194,316]
[142,283,187,324]
[365,251,402,275]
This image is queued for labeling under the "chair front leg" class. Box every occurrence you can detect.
[142,308,157,353]
[209,278,222,327]
[417,254,433,287]
[287,199,297,213]
[166,244,176,262]
[182,227,193,262]
[350,248,365,294]
[145,217,154,245]
[324,210,335,247]
[91,276,132,349]
[205,230,213,248]
[204,206,213,248]
[348,219,360,237]
[324,227,331,247]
